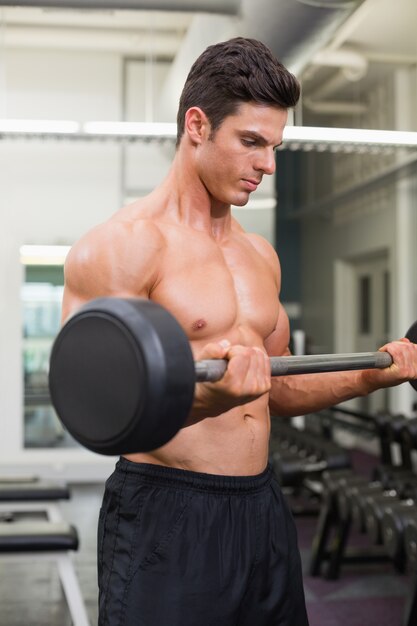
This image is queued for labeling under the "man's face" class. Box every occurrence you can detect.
[196,102,287,207]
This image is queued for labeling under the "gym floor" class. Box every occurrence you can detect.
[0,481,412,626]
[298,515,410,626]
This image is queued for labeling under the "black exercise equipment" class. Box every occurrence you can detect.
[315,408,414,469]
[48,297,417,455]
[381,501,417,567]
[373,467,417,491]
[309,471,390,580]
[350,473,417,533]
[309,469,355,577]
[400,418,417,470]
[337,478,380,523]
[350,482,385,532]
[385,414,414,471]
[269,422,323,458]
[272,443,350,487]
[405,517,417,568]
[363,491,401,544]
[0,481,70,502]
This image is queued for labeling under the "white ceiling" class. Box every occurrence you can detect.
[338,0,417,61]
[0,0,416,106]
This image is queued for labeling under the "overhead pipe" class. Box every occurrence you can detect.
[304,47,369,115]
[311,47,368,81]
[240,0,365,75]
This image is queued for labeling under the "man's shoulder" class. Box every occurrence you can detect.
[64,204,166,301]
[68,207,166,277]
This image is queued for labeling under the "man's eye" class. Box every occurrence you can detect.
[242,139,256,146]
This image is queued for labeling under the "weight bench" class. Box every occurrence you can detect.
[0,479,90,625]
[0,479,70,523]
[0,518,90,626]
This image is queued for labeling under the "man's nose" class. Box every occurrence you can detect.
[255,148,276,175]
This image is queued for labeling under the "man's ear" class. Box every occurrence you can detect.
[184,107,210,144]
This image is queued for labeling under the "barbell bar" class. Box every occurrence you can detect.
[48,297,417,456]
[196,351,393,382]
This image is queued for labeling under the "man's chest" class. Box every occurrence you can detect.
[151,234,279,343]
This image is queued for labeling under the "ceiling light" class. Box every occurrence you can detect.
[283,126,417,148]
[82,121,177,138]
[0,119,80,134]
[20,245,71,265]
[2,119,417,149]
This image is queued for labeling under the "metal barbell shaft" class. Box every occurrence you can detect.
[195,351,393,383]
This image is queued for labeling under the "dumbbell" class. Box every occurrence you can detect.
[363,491,401,544]
[381,500,417,565]
[404,517,417,569]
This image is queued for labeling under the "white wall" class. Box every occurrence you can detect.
[0,48,126,477]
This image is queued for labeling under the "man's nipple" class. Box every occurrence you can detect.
[192,319,207,332]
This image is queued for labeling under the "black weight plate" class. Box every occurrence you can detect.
[49,312,145,451]
[49,298,196,455]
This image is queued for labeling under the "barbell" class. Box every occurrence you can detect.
[48,297,417,456]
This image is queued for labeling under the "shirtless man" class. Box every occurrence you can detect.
[62,38,417,626]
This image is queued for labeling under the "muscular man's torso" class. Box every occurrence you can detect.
[121,205,281,475]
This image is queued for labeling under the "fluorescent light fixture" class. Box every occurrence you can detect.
[20,245,71,266]
[283,126,417,148]
[2,119,417,148]
[83,121,177,138]
[0,119,80,134]
[84,122,417,147]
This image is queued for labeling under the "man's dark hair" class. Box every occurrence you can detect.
[176,37,300,147]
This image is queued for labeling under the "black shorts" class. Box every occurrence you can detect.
[98,458,309,626]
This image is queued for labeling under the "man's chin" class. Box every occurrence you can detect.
[231,194,251,208]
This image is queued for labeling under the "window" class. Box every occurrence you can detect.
[21,248,78,449]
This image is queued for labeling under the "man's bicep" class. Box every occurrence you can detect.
[60,217,164,325]
[61,252,142,325]
[264,302,291,358]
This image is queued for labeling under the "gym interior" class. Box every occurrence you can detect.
[0,1,416,624]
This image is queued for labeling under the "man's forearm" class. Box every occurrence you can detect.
[268,369,374,417]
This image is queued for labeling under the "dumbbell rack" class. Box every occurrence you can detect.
[307,407,417,626]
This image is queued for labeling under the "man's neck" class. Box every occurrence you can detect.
[158,154,233,241]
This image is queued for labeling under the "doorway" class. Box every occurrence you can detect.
[336,251,390,414]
